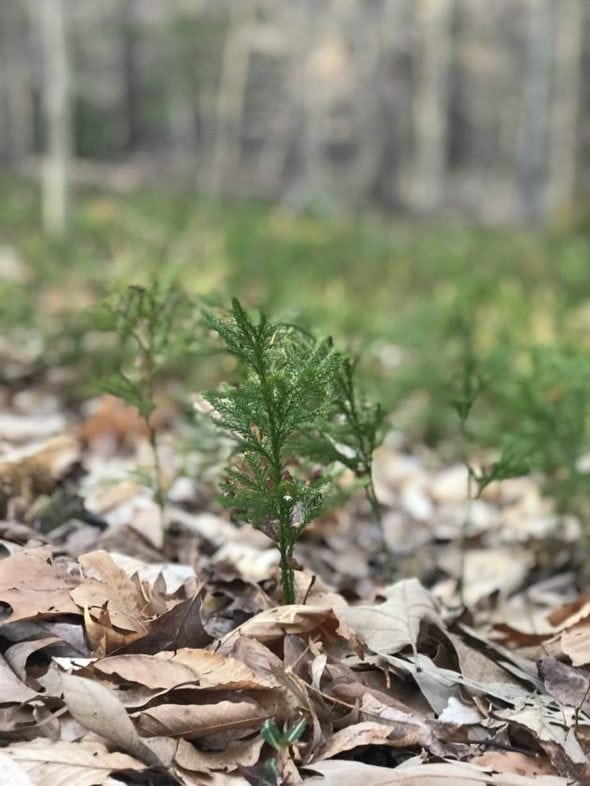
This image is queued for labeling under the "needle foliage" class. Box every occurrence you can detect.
[204,298,382,603]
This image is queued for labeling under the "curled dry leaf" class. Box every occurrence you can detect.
[0,546,81,622]
[61,672,161,767]
[70,550,155,653]
[90,648,279,692]
[0,738,145,786]
[222,604,362,655]
[0,652,39,704]
[317,721,399,760]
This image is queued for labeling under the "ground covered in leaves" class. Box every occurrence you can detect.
[0,386,589,786]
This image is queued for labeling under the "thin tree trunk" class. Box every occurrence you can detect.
[519,0,556,222]
[39,0,71,237]
[121,0,139,153]
[548,0,584,214]
[1,3,34,165]
[210,2,255,192]
[410,0,454,211]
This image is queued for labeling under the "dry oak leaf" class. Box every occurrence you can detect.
[136,698,273,740]
[339,578,446,656]
[302,759,571,785]
[0,738,145,786]
[0,546,80,622]
[222,604,362,654]
[90,648,280,692]
[71,550,152,636]
[61,672,161,766]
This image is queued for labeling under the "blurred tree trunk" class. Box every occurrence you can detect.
[409,0,454,211]
[120,0,139,153]
[0,3,34,165]
[39,0,71,236]
[548,0,584,215]
[518,0,556,222]
[210,2,256,192]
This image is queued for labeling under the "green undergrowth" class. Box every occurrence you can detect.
[2,174,590,533]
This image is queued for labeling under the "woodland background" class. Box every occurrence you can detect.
[1,0,589,230]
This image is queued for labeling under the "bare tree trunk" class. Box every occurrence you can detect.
[120,0,139,153]
[409,0,454,211]
[518,0,556,222]
[39,0,71,237]
[210,2,256,192]
[548,0,584,215]
[0,3,34,166]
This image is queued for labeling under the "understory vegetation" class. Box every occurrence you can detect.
[3,175,590,535]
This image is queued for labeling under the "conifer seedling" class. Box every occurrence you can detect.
[203,299,381,603]
[93,281,199,514]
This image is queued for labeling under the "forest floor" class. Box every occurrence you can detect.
[1,177,590,784]
[0,369,588,785]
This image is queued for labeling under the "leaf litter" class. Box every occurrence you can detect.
[0,386,588,785]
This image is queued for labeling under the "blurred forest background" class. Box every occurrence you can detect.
[1,0,589,229]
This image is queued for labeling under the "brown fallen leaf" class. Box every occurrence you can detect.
[539,656,590,713]
[0,546,81,622]
[61,672,161,766]
[115,594,212,655]
[223,604,362,655]
[471,750,558,777]
[0,435,80,517]
[174,735,264,774]
[78,394,149,450]
[90,648,280,692]
[0,738,145,786]
[0,652,39,704]
[316,721,400,760]
[136,698,273,740]
[303,759,571,785]
[71,550,152,642]
[339,578,450,657]
[560,620,590,667]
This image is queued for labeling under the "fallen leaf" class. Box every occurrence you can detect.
[174,735,264,774]
[61,672,161,766]
[90,648,279,692]
[0,435,79,516]
[303,759,571,785]
[470,751,558,777]
[0,546,81,622]
[223,604,361,653]
[0,653,38,704]
[71,550,151,634]
[539,656,590,713]
[317,721,401,759]
[115,594,212,655]
[560,620,590,666]
[340,579,447,656]
[136,698,272,740]
[0,738,145,786]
